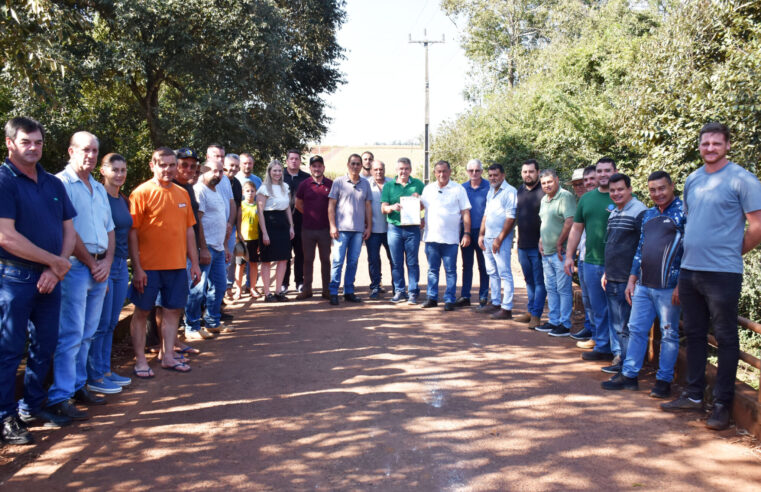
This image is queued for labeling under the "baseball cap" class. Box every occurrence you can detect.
[570,168,584,182]
[309,155,325,165]
[176,148,198,160]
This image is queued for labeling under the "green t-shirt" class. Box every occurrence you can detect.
[574,189,613,265]
[381,176,425,226]
[538,188,576,255]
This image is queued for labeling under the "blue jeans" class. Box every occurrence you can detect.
[329,231,363,295]
[184,258,212,333]
[0,263,62,418]
[366,232,391,290]
[226,226,236,287]
[460,228,488,301]
[425,242,458,303]
[48,260,108,405]
[387,224,420,296]
[582,262,612,354]
[606,280,630,358]
[518,248,546,317]
[577,260,595,333]
[542,253,573,328]
[87,257,129,382]
[204,247,228,328]
[622,284,681,382]
[483,236,514,309]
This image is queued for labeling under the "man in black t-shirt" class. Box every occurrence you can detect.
[515,159,546,328]
[283,149,311,293]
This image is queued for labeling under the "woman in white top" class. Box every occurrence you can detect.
[256,160,295,301]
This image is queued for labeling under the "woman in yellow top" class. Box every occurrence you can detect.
[234,180,261,299]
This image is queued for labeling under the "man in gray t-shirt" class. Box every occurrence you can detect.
[327,154,372,305]
[661,123,761,431]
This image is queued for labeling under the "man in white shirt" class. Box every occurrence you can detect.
[477,164,517,319]
[420,160,472,311]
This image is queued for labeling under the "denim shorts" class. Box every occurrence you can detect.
[129,269,189,310]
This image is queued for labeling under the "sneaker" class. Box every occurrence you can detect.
[570,328,593,341]
[706,402,731,430]
[534,322,556,333]
[548,325,571,337]
[329,295,339,305]
[407,295,418,305]
[490,308,512,320]
[344,293,362,303]
[206,325,222,334]
[660,393,703,413]
[576,339,595,349]
[601,355,622,374]
[46,400,89,421]
[513,313,531,323]
[264,293,278,302]
[1,415,33,445]
[220,312,234,322]
[369,289,380,300]
[275,293,289,302]
[421,299,438,308]
[297,284,304,294]
[105,372,132,387]
[186,328,215,340]
[601,372,639,391]
[454,297,471,307]
[390,292,407,303]
[19,408,71,428]
[581,350,614,361]
[649,380,671,399]
[444,302,455,312]
[87,378,123,395]
[476,303,499,314]
[74,388,105,405]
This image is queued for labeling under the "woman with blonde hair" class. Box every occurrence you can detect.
[256,160,294,301]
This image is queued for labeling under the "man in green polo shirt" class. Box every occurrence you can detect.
[381,157,425,303]
[536,169,576,337]
[564,157,616,361]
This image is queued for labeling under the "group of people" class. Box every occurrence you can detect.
[1,116,760,447]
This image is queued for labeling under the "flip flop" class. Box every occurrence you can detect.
[161,362,191,373]
[133,367,155,379]
[176,346,201,355]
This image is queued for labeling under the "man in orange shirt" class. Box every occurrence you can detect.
[128,147,201,377]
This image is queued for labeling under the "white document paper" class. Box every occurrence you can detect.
[400,196,421,226]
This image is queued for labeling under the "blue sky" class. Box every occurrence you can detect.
[321,0,470,145]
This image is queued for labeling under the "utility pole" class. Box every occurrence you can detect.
[409,30,444,184]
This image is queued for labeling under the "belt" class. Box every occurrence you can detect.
[89,251,107,261]
[0,257,45,272]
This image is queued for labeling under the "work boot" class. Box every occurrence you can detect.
[706,402,731,430]
[513,312,531,323]
[528,315,541,329]
[490,308,512,320]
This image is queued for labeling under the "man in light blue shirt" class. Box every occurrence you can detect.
[47,131,116,421]
[477,164,517,319]
[457,159,490,307]
[661,122,761,431]
[366,160,393,299]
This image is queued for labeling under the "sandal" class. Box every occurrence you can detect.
[176,346,201,355]
[133,367,155,379]
[161,361,191,373]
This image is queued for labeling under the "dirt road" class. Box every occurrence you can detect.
[2,250,760,490]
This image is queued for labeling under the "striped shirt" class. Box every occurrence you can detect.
[630,198,685,289]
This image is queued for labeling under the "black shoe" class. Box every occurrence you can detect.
[444,302,455,311]
[649,380,671,399]
[534,322,556,333]
[1,415,33,445]
[570,328,593,341]
[344,293,362,303]
[601,356,622,374]
[369,289,380,300]
[660,393,703,413]
[454,297,471,307]
[265,293,277,302]
[74,388,106,406]
[581,350,615,361]
[706,402,731,430]
[601,372,639,391]
[19,408,71,428]
[548,325,570,337]
[329,295,339,305]
[220,312,234,322]
[275,293,289,302]
[421,299,438,308]
[46,400,89,421]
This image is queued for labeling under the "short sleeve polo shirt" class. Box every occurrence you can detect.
[296,177,333,230]
[0,159,77,267]
[381,176,425,226]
